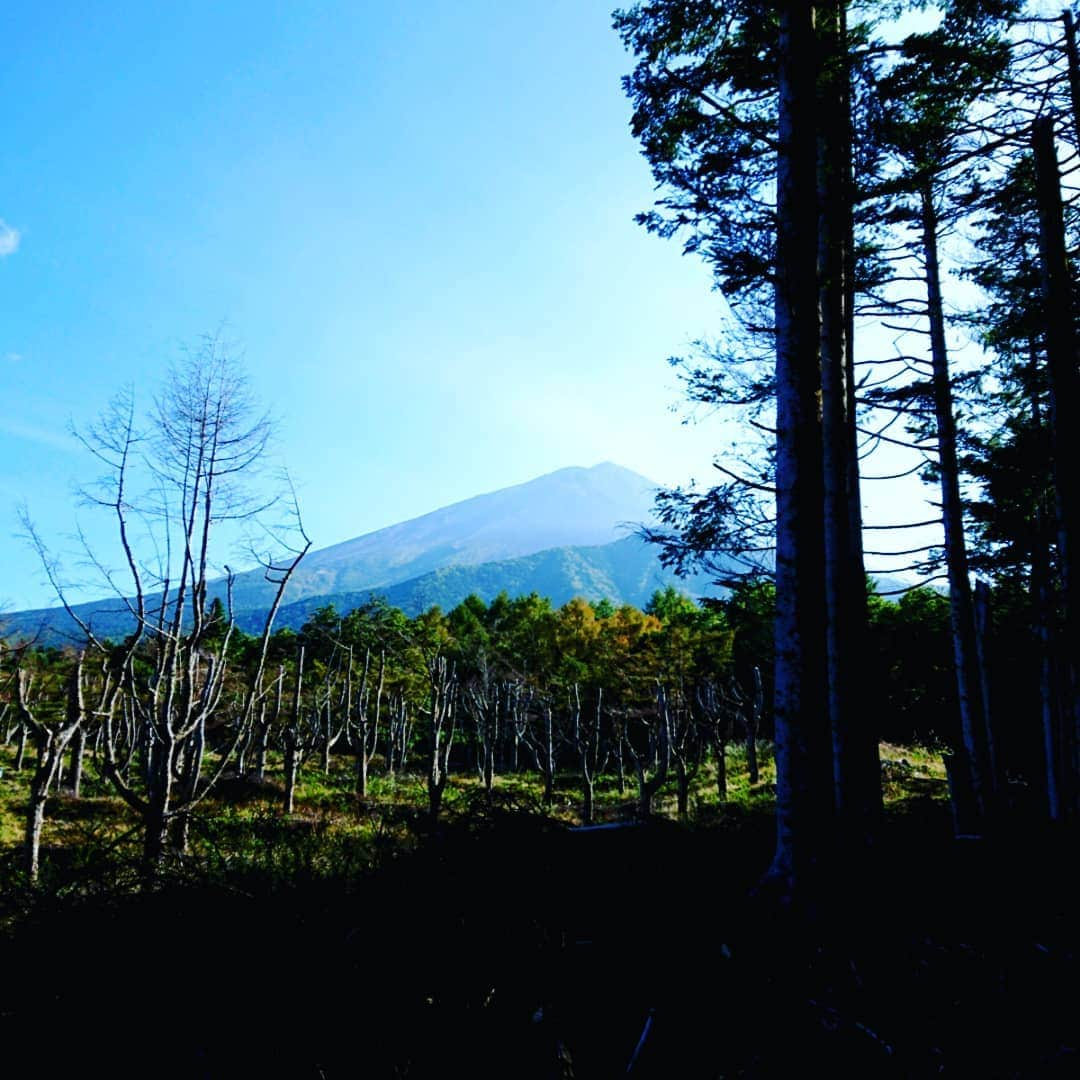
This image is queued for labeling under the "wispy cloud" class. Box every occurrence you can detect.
[0,419,74,452]
[0,220,21,257]
[5,352,23,363]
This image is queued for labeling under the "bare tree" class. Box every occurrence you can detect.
[463,660,502,804]
[23,338,310,871]
[385,689,413,777]
[14,655,85,882]
[251,666,285,781]
[627,685,672,820]
[282,646,317,814]
[562,683,603,825]
[351,647,385,803]
[422,655,458,823]
[513,684,557,806]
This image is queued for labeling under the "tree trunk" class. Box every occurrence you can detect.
[143,735,176,872]
[1063,9,1080,144]
[746,668,762,786]
[69,726,85,798]
[544,706,555,805]
[715,736,728,801]
[483,738,494,803]
[356,651,383,804]
[973,580,1001,794]
[425,657,456,826]
[283,649,305,815]
[1030,367,1062,819]
[615,724,626,795]
[634,755,665,820]
[15,724,27,772]
[322,700,333,776]
[768,2,832,892]
[235,727,249,776]
[357,744,369,802]
[922,182,994,831]
[25,793,47,882]
[676,757,690,819]
[24,733,65,884]
[818,0,878,849]
[254,710,270,781]
[1033,116,1080,818]
[428,776,445,822]
[283,739,299,814]
[143,801,170,873]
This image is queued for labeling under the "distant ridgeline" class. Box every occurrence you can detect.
[2,464,726,646]
[3,462,922,647]
[2,537,724,645]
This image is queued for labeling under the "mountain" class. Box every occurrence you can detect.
[224,462,659,611]
[236,535,722,631]
[5,463,704,642]
[2,462,927,646]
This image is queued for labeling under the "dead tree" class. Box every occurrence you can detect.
[67,720,87,798]
[15,655,86,883]
[695,679,735,800]
[745,666,763,785]
[562,683,602,825]
[423,656,458,823]
[516,689,556,806]
[627,685,672,820]
[351,648,385,803]
[14,716,29,772]
[23,344,311,870]
[463,663,501,803]
[313,646,350,776]
[251,667,285,781]
[282,646,319,814]
[665,681,702,818]
[385,689,413,777]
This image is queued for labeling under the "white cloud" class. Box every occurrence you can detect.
[0,220,21,257]
[5,353,23,363]
[0,419,74,452]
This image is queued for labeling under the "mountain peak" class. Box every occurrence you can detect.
[223,463,662,609]
[3,464,672,643]
[480,461,656,495]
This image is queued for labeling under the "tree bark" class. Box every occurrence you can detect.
[283,648,306,815]
[15,723,27,772]
[746,667,762,786]
[768,1,832,892]
[1033,116,1080,818]
[69,726,85,798]
[19,659,85,883]
[1063,9,1080,144]
[675,757,690,819]
[922,182,994,831]
[1029,361,1062,820]
[817,0,878,848]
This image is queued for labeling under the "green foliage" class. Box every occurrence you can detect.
[591,597,616,620]
[645,585,698,621]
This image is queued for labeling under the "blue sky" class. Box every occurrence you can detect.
[1,1,938,612]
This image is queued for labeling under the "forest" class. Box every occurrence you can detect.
[2,1,1080,1076]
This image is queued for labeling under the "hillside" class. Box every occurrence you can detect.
[236,535,722,631]
[5,463,712,642]
[224,461,659,611]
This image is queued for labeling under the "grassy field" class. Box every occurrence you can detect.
[0,737,949,903]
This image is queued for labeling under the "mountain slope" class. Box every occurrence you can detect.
[2,463,664,642]
[242,535,722,630]
[225,462,658,610]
